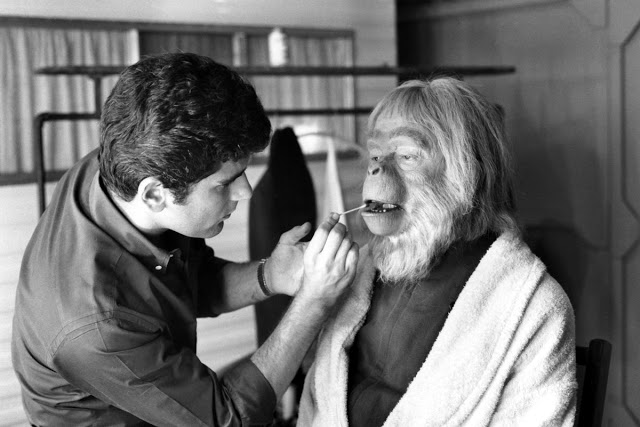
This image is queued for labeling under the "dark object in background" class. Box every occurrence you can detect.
[249,127,316,424]
[249,126,317,344]
[575,339,611,427]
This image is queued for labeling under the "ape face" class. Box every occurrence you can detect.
[362,115,444,237]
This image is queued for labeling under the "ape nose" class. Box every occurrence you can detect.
[368,162,381,176]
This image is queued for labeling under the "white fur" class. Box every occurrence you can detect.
[371,175,456,283]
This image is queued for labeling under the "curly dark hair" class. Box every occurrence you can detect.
[99,52,271,204]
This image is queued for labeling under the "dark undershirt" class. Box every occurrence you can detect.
[347,234,496,427]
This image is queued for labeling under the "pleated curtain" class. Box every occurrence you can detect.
[247,34,356,154]
[0,25,135,175]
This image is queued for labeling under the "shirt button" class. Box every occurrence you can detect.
[155,265,162,271]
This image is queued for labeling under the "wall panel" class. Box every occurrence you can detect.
[398,0,640,424]
[400,0,610,345]
[619,14,640,425]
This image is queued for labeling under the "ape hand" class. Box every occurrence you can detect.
[265,222,312,296]
[298,213,359,308]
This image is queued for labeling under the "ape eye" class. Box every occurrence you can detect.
[395,151,423,171]
[396,153,418,163]
[370,156,380,162]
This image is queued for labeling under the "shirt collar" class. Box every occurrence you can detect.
[87,171,178,273]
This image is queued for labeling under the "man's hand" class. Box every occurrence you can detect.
[265,222,313,296]
[297,213,359,307]
[251,213,359,399]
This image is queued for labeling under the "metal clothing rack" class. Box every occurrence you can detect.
[33,64,516,214]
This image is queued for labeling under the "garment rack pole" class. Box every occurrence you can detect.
[34,113,101,214]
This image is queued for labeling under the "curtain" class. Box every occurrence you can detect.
[138,31,233,64]
[0,25,135,175]
[247,34,356,154]
[0,27,354,176]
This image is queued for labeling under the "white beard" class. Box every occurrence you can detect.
[370,179,459,285]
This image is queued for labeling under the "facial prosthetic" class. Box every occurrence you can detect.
[361,116,461,284]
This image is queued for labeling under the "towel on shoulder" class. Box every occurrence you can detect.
[298,231,577,427]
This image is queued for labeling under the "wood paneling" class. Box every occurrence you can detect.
[400,0,610,340]
[397,0,640,424]
[618,7,640,424]
[0,183,55,426]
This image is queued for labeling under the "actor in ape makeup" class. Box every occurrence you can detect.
[299,77,577,426]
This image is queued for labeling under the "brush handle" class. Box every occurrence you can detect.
[339,204,366,216]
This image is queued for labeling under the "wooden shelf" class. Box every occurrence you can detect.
[35,64,516,78]
[31,63,516,214]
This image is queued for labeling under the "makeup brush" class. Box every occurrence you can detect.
[338,203,366,216]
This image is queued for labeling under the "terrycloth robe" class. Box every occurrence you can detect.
[298,232,577,426]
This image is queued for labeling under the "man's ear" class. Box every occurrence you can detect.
[138,177,167,213]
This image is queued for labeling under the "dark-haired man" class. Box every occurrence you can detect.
[12,52,358,426]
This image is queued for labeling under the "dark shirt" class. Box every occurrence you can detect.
[347,235,495,427]
[11,150,275,426]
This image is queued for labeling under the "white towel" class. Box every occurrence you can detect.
[299,232,577,426]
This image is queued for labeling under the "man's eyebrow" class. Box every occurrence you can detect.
[218,170,245,185]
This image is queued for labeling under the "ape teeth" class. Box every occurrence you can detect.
[365,201,400,213]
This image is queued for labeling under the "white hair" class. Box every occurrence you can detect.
[367,77,519,282]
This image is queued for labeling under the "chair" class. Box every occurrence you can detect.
[575,339,612,427]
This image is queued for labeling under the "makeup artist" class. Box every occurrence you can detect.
[11,52,359,427]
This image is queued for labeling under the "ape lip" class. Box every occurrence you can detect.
[364,199,402,213]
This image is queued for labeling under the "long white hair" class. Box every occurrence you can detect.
[368,77,519,283]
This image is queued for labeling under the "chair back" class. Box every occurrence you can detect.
[575,339,612,427]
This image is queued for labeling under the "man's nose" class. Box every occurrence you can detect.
[232,174,253,201]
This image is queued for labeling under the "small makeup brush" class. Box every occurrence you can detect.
[338,203,367,216]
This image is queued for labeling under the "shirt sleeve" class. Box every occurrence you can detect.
[194,239,232,317]
[52,311,276,426]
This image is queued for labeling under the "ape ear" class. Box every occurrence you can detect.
[138,177,166,213]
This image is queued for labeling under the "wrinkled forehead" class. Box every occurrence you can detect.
[367,100,435,151]
[367,120,430,150]
[367,89,434,147]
